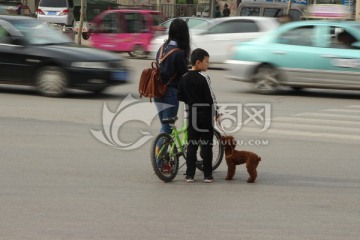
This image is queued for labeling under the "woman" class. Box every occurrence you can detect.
[154,19,190,134]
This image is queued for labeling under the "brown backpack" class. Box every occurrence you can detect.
[138,46,180,101]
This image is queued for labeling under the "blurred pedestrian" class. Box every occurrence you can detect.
[223,4,230,17]
[215,6,221,18]
[16,2,23,15]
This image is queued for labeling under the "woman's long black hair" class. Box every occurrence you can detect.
[166,18,191,59]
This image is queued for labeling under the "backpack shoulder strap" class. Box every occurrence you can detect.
[159,47,181,63]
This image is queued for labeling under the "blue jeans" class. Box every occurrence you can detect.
[154,86,179,134]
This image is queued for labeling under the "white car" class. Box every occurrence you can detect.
[149,16,280,68]
[159,17,212,30]
[37,0,75,26]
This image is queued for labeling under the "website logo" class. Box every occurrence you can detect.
[91,95,272,150]
[217,103,271,133]
[90,94,172,150]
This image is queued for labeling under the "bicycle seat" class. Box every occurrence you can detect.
[162,117,178,124]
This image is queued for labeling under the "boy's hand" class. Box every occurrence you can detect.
[215,113,223,124]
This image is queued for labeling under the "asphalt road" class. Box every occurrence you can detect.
[1,55,359,240]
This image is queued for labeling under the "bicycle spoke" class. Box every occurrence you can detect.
[150,133,179,182]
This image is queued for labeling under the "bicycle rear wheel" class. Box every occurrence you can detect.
[150,133,179,182]
[196,129,224,171]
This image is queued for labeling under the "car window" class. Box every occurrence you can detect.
[9,19,71,44]
[263,8,283,17]
[0,25,10,43]
[98,13,121,33]
[39,0,67,7]
[124,13,147,33]
[192,19,216,30]
[277,26,315,46]
[187,19,207,28]
[160,18,179,29]
[160,20,172,28]
[329,27,358,49]
[208,20,259,34]
[240,7,260,16]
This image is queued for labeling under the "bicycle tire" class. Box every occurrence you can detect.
[150,133,179,182]
[196,129,224,171]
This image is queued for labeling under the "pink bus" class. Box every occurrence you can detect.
[90,9,165,58]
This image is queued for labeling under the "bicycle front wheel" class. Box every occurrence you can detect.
[150,133,179,182]
[196,129,224,171]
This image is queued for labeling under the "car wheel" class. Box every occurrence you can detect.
[92,87,106,94]
[252,65,280,94]
[292,87,303,92]
[36,66,68,97]
[82,32,91,40]
[128,45,147,58]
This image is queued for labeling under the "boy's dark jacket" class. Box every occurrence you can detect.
[178,70,215,118]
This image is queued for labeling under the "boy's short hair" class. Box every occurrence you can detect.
[190,48,209,66]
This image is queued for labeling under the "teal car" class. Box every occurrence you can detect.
[225,20,360,94]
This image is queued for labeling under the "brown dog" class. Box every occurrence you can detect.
[221,135,261,183]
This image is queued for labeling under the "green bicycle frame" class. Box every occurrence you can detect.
[156,118,188,160]
[170,119,188,155]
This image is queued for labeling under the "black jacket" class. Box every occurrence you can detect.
[156,43,188,88]
[178,70,217,119]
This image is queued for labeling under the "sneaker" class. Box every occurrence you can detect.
[204,176,214,183]
[185,176,194,183]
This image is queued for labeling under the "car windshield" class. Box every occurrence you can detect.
[10,19,72,45]
[192,19,216,30]
[39,0,67,7]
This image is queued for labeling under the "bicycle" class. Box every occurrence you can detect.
[150,116,224,182]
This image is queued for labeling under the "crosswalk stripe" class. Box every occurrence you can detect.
[268,122,360,133]
[236,105,360,143]
[295,112,360,120]
[240,128,360,141]
[348,105,360,108]
[324,109,360,113]
[273,117,360,127]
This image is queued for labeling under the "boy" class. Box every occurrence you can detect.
[178,48,220,183]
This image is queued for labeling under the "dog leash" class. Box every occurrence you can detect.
[215,118,228,137]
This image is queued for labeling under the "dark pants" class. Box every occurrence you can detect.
[186,116,214,179]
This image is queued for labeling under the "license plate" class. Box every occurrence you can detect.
[111,71,128,81]
[47,11,57,15]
